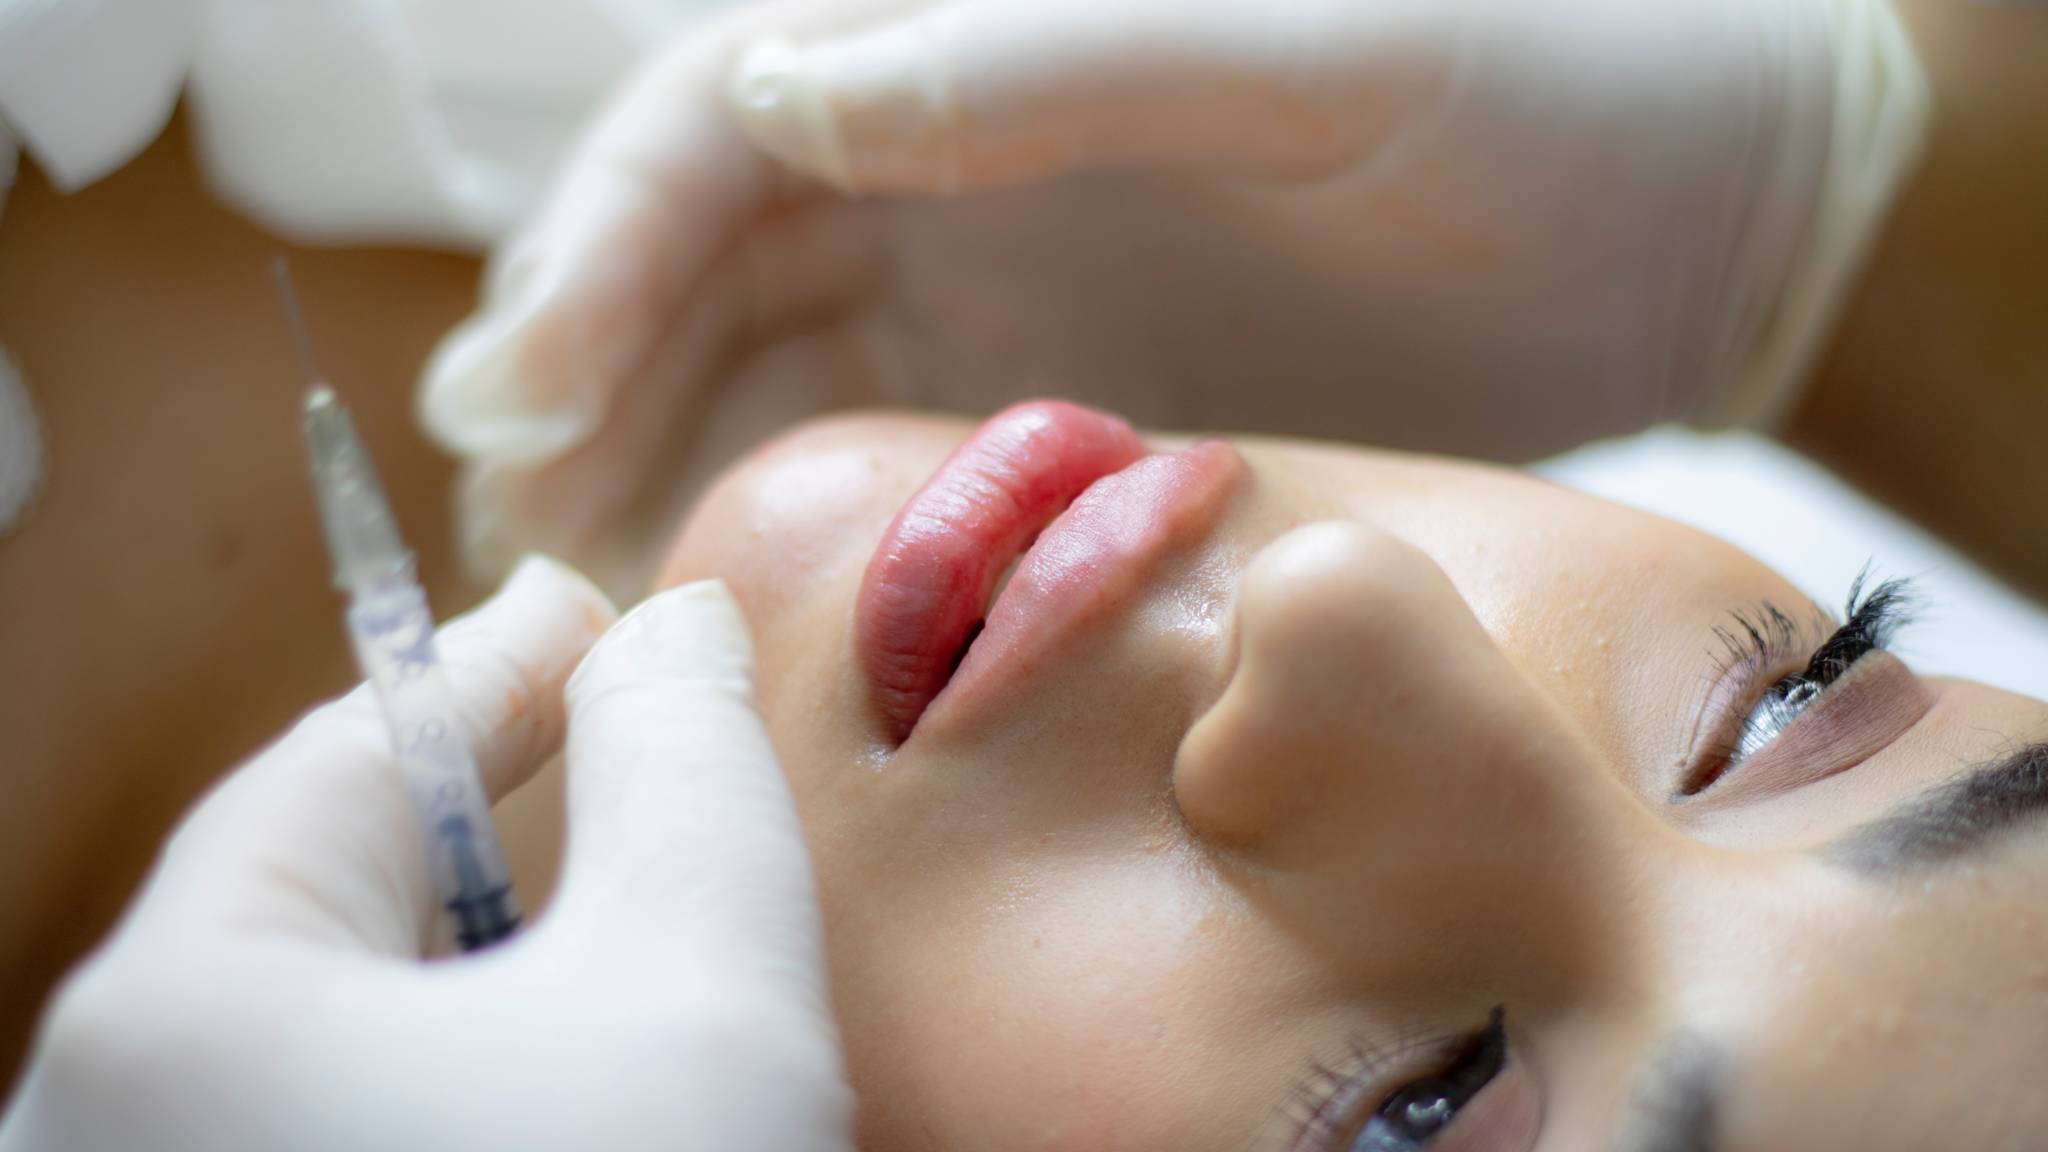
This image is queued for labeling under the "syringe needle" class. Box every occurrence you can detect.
[271,256,324,390]
[271,257,407,593]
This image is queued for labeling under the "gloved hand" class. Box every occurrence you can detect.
[0,558,854,1152]
[420,0,1925,597]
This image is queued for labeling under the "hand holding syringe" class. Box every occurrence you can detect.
[0,262,854,1151]
[276,259,520,951]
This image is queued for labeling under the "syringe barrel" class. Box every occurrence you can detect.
[348,577,522,951]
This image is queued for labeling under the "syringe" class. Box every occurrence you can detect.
[273,259,521,953]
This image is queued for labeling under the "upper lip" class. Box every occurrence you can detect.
[854,400,1241,743]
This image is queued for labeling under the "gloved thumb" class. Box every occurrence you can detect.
[725,0,1452,195]
[547,580,832,1006]
[131,556,615,958]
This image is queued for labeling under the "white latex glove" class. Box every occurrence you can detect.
[0,558,854,1152]
[420,0,1925,597]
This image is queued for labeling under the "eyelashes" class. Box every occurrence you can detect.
[1710,569,1914,679]
[1284,1027,1454,1150]
[1682,569,1917,794]
[1281,1010,1508,1152]
[1799,570,1914,685]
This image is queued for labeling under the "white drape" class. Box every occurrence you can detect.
[0,0,739,245]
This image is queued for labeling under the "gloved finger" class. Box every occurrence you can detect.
[450,196,889,596]
[417,0,923,468]
[547,580,831,1007]
[417,32,769,468]
[133,556,616,958]
[726,0,1452,195]
[450,277,744,590]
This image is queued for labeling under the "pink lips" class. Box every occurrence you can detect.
[856,400,1242,742]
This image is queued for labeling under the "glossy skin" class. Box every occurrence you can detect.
[657,409,2048,1152]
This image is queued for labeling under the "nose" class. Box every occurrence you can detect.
[1174,522,1659,993]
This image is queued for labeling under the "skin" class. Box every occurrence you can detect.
[652,410,2048,1152]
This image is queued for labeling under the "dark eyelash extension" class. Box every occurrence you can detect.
[1680,568,1918,795]
[1800,569,1914,686]
[1277,1010,1507,1152]
[1750,570,1916,709]
[1711,568,1915,678]
[1704,568,1917,682]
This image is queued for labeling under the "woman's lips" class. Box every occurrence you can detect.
[855,400,1242,743]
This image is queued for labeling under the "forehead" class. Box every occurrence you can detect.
[1726,836,2048,1148]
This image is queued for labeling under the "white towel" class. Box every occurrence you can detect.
[0,0,737,243]
[185,0,731,247]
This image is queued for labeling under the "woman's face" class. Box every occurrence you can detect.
[659,402,2048,1152]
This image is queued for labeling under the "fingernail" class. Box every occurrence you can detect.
[728,37,853,189]
[566,579,756,699]
[419,300,602,463]
[444,553,618,671]
[497,554,619,638]
[450,554,618,678]
[453,463,537,587]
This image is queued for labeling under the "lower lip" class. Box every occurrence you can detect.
[934,440,1243,736]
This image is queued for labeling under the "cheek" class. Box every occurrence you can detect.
[659,441,890,602]
[834,850,1292,1151]
[657,411,973,614]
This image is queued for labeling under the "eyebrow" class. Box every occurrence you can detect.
[1824,740,2048,875]
[1615,1032,1724,1152]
